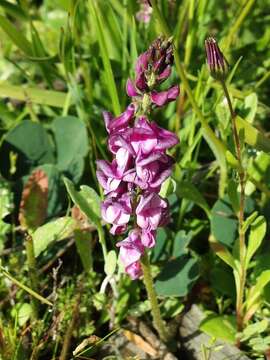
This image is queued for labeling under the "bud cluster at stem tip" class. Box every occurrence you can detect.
[205,37,229,81]
[96,37,180,279]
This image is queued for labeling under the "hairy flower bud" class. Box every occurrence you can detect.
[205,37,228,81]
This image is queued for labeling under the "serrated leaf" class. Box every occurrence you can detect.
[33,216,78,257]
[19,169,48,232]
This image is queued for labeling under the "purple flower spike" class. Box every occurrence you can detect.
[205,37,228,80]
[96,37,179,279]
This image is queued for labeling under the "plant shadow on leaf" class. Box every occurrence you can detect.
[155,255,199,297]
[0,121,55,180]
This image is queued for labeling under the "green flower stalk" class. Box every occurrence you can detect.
[205,37,246,333]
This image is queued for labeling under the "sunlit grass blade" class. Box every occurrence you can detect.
[0,15,32,56]
[88,0,121,115]
[0,0,28,20]
[0,266,53,306]
[0,82,70,108]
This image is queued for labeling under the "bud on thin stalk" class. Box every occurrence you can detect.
[205,37,228,80]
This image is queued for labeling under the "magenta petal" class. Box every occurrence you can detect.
[103,111,113,132]
[135,52,148,75]
[150,122,179,150]
[157,66,171,81]
[151,85,180,106]
[126,262,142,279]
[126,78,138,97]
[108,104,135,133]
[167,85,180,100]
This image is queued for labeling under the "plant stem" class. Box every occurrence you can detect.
[25,233,39,318]
[140,252,168,343]
[221,80,246,332]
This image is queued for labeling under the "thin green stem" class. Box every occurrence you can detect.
[25,234,40,318]
[97,226,108,259]
[221,80,246,332]
[141,252,168,343]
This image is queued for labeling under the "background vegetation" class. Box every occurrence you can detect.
[0,0,269,359]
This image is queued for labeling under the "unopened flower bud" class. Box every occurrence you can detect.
[205,37,228,81]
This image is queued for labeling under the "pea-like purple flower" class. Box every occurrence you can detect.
[96,37,179,279]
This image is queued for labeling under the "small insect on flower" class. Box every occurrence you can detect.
[205,37,229,81]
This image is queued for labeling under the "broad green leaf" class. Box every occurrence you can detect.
[63,178,101,227]
[247,152,270,183]
[33,216,78,257]
[244,93,257,124]
[242,211,258,234]
[210,197,238,248]
[74,229,92,272]
[209,235,235,269]
[80,186,101,219]
[199,314,237,344]
[0,15,32,55]
[241,320,268,342]
[52,116,88,182]
[18,303,32,326]
[172,230,193,257]
[227,179,239,214]
[236,116,270,153]
[210,267,235,297]
[176,181,210,218]
[155,255,199,297]
[0,82,69,108]
[246,216,266,267]
[159,177,176,198]
[151,228,167,262]
[105,250,117,276]
[246,270,270,312]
